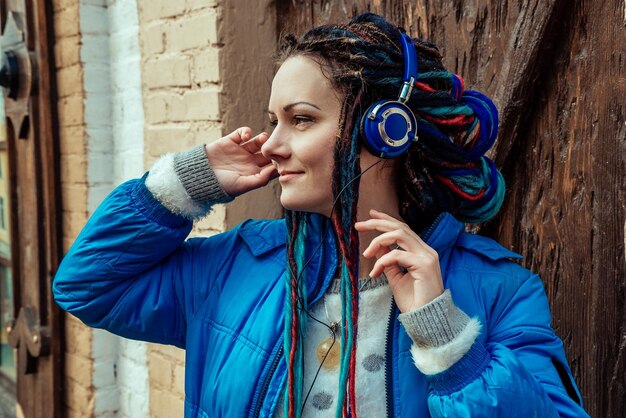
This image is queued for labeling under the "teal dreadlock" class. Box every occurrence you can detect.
[277,12,506,418]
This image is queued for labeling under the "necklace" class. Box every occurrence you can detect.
[316,294,341,370]
[315,274,388,370]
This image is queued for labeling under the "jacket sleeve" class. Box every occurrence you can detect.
[421,272,588,417]
[52,175,238,348]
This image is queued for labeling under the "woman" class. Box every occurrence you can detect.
[53,13,588,418]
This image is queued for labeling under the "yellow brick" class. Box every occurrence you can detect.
[191,124,223,145]
[139,0,186,22]
[167,13,218,52]
[62,210,88,241]
[54,35,81,69]
[182,88,220,121]
[61,185,88,216]
[53,0,77,13]
[142,22,167,55]
[150,388,184,418]
[149,352,173,389]
[150,342,186,363]
[58,95,85,127]
[54,4,80,39]
[173,364,186,395]
[57,64,84,98]
[60,153,87,185]
[144,93,177,124]
[192,48,219,84]
[65,314,92,357]
[144,56,191,88]
[59,125,87,156]
[64,378,95,417]
[65,351,93,388]
[145,125,195,157]
[186,0,217,10]
[63,237,76,253]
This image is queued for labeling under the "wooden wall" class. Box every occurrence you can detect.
[277,1,626,416]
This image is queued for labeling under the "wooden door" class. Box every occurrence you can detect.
[0,0,62,417]
[276,1,625,417]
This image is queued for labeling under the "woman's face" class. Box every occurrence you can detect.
[261,55,343,216]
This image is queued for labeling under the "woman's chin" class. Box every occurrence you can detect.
[280,195,322,215]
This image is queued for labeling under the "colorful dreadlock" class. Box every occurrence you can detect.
[277,12,506,418]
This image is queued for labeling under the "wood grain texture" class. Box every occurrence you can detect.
[2,0,63,416]
[277,1,625,416]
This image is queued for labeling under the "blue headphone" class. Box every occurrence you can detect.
[361,32,418,158]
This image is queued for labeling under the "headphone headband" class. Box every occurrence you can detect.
[399,33,417,103]
[360,30,419,158]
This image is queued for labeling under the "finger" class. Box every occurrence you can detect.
[250,152,272,167]
[356,218,431,250]
[354,218,402,233]
[369,249,410,278]
[238,164,277,190]
[369,209,402,222]
[227,127,253,145]
[241,132,269,153]
[363,230,417,257]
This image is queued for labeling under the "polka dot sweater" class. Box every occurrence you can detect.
[275,276,392,417]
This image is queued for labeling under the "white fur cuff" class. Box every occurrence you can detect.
[409,318,482,375]
[145,153,209,219]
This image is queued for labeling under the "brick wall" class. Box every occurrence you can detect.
[136,0,278,415]
[53,0,94,416]
[54,0,149,416]
[136,2,222,415]
[54,0,280,415]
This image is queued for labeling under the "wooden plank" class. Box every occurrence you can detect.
[1,0,63,416]
[276,1,626,416]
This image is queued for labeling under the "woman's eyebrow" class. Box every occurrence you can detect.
[266,101,321,114]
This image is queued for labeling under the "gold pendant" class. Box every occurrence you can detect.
[316,322,341,370]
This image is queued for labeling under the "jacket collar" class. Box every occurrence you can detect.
[236,212,502,301]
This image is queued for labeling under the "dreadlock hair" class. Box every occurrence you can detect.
[275,12,506,418]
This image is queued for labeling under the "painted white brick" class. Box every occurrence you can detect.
[80,3,109,35]
[88,152,115,185]
[94,386,120,415]
[85,127,114,153]
[81,34,110,63]
[110,29,141,59]
[107,0,138,33]
[93,359,116,388]
[83,64,111,94]
[92,329,119,358]
[83,0,107,6]
[84,93,113,128]
[88,184,115,212]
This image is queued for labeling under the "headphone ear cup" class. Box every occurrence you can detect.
[361,100,417,158]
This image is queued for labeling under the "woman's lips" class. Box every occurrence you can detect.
[278,172,303,182]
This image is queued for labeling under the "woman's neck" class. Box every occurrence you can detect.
[356,157,400,277]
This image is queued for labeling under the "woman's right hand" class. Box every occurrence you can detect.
[204,127,278,197]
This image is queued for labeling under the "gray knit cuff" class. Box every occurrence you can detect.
[398,289,471,348]
[173,144,234,204]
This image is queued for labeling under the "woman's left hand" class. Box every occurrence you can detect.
[355,209,444,313]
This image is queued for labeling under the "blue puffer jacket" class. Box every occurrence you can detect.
[53,178,588,417]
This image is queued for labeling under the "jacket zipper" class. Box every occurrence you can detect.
[252,229,331,418]
[383,213,444,417]
[384,297,398,418]
[421,212,446,244]
[309,228,327,302]
[252,345,284,418]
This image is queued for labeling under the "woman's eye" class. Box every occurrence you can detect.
[293,116,313,125]
[268,119,278,127]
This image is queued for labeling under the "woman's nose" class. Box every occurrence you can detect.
[261,129,290,160]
